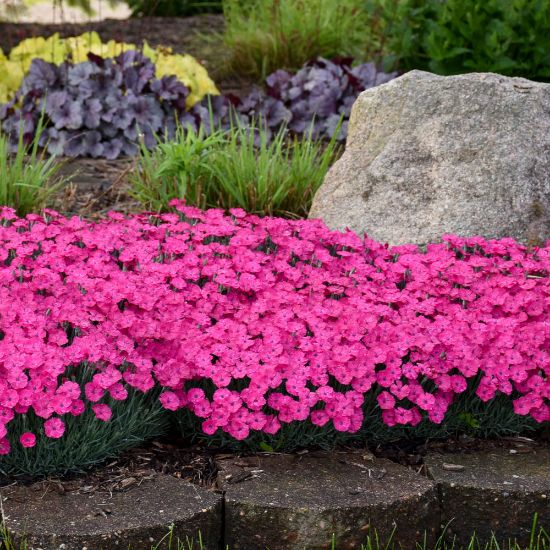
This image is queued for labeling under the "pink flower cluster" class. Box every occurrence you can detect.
[0,201,548,453]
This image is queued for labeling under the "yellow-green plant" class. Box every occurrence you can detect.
[0,32,219,106]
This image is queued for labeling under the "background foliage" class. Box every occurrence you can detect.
[367,0,550,79]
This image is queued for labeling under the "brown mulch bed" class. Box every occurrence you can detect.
[0,15,223,54]
[0,436,220,495]
[52,157,140,219]
[1,430,547,497]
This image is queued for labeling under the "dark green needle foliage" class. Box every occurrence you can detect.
[0,363,169,479]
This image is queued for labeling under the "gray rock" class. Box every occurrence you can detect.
[309,71,550,245]
[217,452,439,550]
[426,448,550,546]
[1,474,222,549]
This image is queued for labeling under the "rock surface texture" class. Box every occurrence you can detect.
[309,70,550,245]
[426,448,550,546]
[1,474,222,550]
[217,452,439,550]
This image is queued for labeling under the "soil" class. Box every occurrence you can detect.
[1,429,547,497]
[0,434,220,494]
[52,157,140,219]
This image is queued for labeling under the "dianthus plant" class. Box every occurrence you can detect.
[0,203,547,454]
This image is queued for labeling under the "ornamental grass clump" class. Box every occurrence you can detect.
[222,0,375,79]
[0,121,66,217]
[129,122,341,217]
[0,204,547,469]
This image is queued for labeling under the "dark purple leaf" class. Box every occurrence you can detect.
[101,137,124,160]
[82,130,104,157]
[45,128,67,156]
[51,99,83,130]
[84,98,102,129]
[22,59,59,92]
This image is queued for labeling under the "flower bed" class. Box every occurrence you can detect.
[0,32,218,106]
[0,50,396,158]
[0,202,547,461]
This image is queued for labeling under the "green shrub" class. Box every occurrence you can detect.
[126,0,222,16]
[221,0,375,79]
[129,123,341,218]
[367,0,550,79]
[0,124,66,217]
[0,364,169,478]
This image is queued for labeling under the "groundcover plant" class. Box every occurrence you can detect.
[0,202,547,463]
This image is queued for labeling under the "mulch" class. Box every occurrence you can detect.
[1,430,547,497]
[0,435,220,496]
[0,15,223,54]
[52,157,140,219]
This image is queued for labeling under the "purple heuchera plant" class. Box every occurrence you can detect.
[187,57,398,142]
[254,57,398,140]
[0,52,190,159]
[0,55,397,158]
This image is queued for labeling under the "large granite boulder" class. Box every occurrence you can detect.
[309,70,550,245]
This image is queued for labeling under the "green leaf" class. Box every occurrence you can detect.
[458,412,480,430]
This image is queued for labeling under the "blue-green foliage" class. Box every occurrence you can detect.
[0,364,169,479]
[175,376,537,453]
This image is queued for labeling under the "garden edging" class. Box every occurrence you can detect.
[2,447,548,549]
